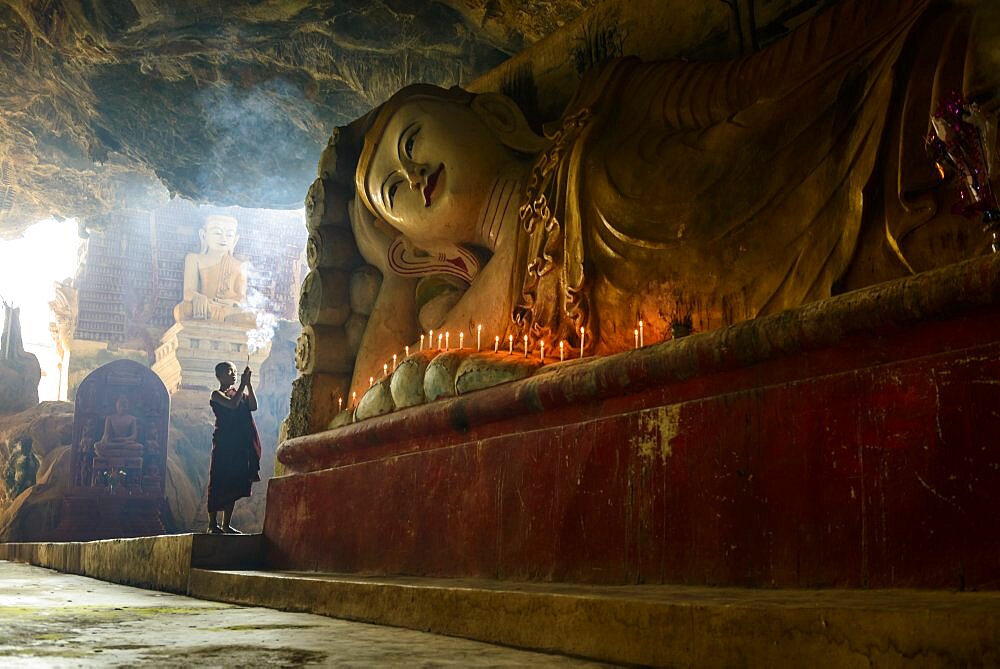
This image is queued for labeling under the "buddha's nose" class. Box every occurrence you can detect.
[404,163,427,189]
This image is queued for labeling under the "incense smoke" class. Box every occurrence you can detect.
[242,280,278,355]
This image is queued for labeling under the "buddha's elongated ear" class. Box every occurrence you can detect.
[471,92,550,154]
[388,237,480,284]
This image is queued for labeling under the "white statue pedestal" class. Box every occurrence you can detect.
[152,320,271,392]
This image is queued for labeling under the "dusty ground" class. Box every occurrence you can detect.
[0,561,605,667]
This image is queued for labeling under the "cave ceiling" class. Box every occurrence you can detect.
[0,0,598,238]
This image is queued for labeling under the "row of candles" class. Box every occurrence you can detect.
[338,321,647,413]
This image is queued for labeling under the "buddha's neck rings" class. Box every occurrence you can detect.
[478,177,520,252]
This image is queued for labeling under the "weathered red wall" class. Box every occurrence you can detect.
[265,258,1000,588]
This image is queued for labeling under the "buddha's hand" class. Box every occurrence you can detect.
[191,291,210,319]
[350,197,394,275]
[212,297,241,308]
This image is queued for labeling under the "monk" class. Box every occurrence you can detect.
[207,361,260,534]
[339,0,995,395]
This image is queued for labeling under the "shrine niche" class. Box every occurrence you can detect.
[72,359,169,496]
[50,359,170,540]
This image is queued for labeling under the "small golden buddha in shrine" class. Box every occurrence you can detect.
[93,397,143,459]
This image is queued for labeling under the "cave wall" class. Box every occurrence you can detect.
[0,0,599,237]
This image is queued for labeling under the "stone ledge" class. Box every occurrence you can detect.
[0,534,262,594]
[279,254,1000,474]
[188,569,1000,667]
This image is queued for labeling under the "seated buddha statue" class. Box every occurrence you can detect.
[173,214,255,326]
[93,397,144,459]
[338,0,995,396]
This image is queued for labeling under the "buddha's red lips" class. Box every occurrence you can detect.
[423,164,443,207]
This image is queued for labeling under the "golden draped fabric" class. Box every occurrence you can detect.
[510,0,993,353]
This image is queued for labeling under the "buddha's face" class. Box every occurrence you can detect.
[202,218,239,254]
[115,398,128,413]
[362,98,515,251]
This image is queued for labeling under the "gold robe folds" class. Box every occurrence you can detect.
[510,0,994,353]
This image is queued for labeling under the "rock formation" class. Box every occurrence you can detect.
[0,0,600,239]
[0,302,40,414]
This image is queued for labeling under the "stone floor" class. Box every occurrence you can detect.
[0,561,606,667]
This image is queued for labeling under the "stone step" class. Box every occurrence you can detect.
[4,535,999,666]
[187,568,1000,667]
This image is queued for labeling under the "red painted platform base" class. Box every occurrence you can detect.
[50,491,165,542]
[267,256,1000,589]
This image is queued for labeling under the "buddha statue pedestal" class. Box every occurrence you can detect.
[268,255,1000,590]
[152,320,271,392]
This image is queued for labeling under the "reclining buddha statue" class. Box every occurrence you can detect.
[333,0,996,396]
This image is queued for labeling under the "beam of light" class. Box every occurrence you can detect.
[0,218,82,401]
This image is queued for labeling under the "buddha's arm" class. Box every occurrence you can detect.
[235,264,248,306]
[594,0,929,133]
[123,416,138,443]
[97,417,113,443]
[350,273,419,396]
[181,254,202,302]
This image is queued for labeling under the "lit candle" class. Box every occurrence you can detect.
[383,363,388,377]
[508,334,513,354]
[405,345,410,358]
[540,341,545,361]
[352,391,357,406]
[459,332,464,349]
[393,354,398,370]
[369,376,374,388]
[560,340,565,361]
[477,324,482,351]
[580,327,585,358]
[639,320,644,347]
[445,331,450,351]
[634,328,639,349]
[494,335,500,353]
[429,330,434,349]
[420,334,424,351]
[338,397,343,412]
[438,333,443,349]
